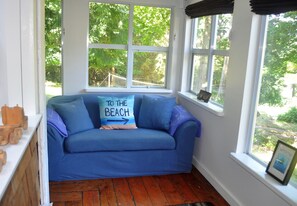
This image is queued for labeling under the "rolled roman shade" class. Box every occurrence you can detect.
[185,0,234,18]
[250,0,297,15]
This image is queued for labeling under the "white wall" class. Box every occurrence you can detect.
[62,0,89,94]
[0,2,8,107]
[0,0,23,108]
[20,0,39,115]
[0,0,50,205]
[62,0,185,94]
[0,0,39,115]
[180,0,293,206]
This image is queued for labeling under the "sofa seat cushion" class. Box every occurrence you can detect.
[64,129,176,153]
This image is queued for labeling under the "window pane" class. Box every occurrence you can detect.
[216,14,232,50]
[88,48,127,87]
[190,55,208,93]
[133,6,171,47]
[193,16,211,49]
[133,52,166,87]
[251,12,297,186]
[45,0,62,98]
[89,3,129,44]
[212,55,229,105]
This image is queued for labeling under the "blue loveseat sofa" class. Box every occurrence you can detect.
[47,93,201,181]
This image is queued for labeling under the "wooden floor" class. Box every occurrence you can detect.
[49,168,229,206]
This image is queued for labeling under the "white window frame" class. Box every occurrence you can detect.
[246,16,268,162]
[230,13,297,206]
[189,15,231,107]
[246,14,297,189]
[87,2,173,89]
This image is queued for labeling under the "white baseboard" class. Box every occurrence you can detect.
[192,156,241,206]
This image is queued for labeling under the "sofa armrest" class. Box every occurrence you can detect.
[173,121,198,167]
[47,124,66,160]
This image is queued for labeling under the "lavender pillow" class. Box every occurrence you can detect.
[169,105,201,137]
[47,108,68,137]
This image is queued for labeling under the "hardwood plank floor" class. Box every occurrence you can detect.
[49,168,229,206]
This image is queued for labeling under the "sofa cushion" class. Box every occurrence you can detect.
[64,128,176,153]
[52,97,94,135]
[47,108,68,137]
[98,95,137,129]
[138,95,176,131]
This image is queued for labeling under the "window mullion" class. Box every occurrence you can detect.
[126,4,134,88]
[207,15,217,92]
[189,19,197,93]
[89,44,127,50]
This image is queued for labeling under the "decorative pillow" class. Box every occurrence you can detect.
[138,95,176,131]
[169,105,201,137]
[47,108,68,137]
[52,97,94,135]
[97,95,137,129]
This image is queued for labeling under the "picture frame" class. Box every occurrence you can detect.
[197,90,212,103]
[266,140,297,185]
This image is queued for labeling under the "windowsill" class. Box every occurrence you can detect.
[85,87,173,94]
[230,152,297,206]
[178,92,224,116]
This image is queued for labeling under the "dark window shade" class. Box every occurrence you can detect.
[250,0,297,15]
[185,0,234,18]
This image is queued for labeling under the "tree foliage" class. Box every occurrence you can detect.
[88,3,171,87]
[260,11,297,105]
[277,107,297,123]
[45,0,62,83]
[45,1,171,87]
[45,2,297,99]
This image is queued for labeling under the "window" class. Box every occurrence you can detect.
[190,14,232,106]
[45,0,62,98]
[88,2,171,88]
[248,11,297,187]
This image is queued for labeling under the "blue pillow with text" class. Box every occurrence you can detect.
[98,95,137,129]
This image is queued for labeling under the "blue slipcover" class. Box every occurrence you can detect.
[47,93,201,181]
[65,128,175,153]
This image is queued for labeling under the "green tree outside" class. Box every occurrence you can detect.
[45,0,62,84]
[260,12,297,106]
[253,11,297,186]
[88,3,171,87]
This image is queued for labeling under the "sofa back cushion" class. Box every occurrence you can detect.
[52,97,94,135]
[48,94,177,131]
[138,95,176,131]
[47,94,143,129]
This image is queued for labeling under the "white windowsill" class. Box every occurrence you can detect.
[85,87,173,94]
[230,152,297,206]
[178,92,224,116]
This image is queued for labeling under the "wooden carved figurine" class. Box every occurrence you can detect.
[0,149,7,173]
[0,126,11,145]
[0,104,27,145]
[0,125,22,145]
[0,149,7,165]
[1,105,28,130]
